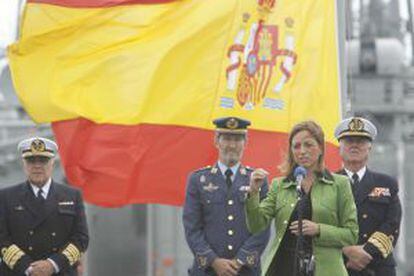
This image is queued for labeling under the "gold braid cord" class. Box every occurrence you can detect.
[1,245,26,269]
[61,243,81,266]
[368,231,394,258]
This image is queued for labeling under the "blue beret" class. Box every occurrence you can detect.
[213,117,251,134]
[334,117,377,141]
[17,137,58,158]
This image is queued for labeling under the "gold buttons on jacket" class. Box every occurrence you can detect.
[228,200,234,206]
[283,220,288,225]
[227,245,233,250]
[51,232,56,237]
[228,230,234,236]
[227,215,234,221]
[362,214,368,219]
[29,230,34,236]
[28,246,33,251]
[363,234,368,238]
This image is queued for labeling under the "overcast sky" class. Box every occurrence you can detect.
[0,0,21,49]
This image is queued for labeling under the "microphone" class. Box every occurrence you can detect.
[293,166,307,194]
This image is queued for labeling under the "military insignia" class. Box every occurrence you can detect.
[349,118,364,132]
[200,175,206,183]
[225,1,297,109]
[58,201,75,205]
[226,118,238,129]
[368,231,393,258]
[368,187,391,197]
[30,139,46,153]
[14,205,24,211]
[62,243,81,265]
[210,167,218,174]
[198,256,207,267]
[203,183,219,193]
[2,245,25,269]
[246,255,256,266]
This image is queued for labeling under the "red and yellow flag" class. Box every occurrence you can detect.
[8,0,342,206]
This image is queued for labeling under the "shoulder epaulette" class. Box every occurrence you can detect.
[194,165,212,173]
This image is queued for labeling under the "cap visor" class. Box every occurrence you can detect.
[215,129,247,134]
[337,132,372,140]
[22,152,55,158]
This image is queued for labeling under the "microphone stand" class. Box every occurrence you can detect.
[294,183,315,276]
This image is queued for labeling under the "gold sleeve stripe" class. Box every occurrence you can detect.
[2,245,26,269]
[9,250,25,269]
[67,244,80,258]
[368,231,393,258]
[62,243,81,266]
[3,246,19,263]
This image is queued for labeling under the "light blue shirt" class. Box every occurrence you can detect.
[217,161,240,182]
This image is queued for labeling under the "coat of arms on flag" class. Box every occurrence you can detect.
[223,0,297,111]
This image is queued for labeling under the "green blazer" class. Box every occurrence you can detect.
[245,171,358,276]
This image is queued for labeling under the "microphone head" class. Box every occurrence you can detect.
[293,166,307,178]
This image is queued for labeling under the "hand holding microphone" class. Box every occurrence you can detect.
[248,168,269,195]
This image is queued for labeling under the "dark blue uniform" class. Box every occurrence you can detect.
[0,181,89,276]
[340,169,402,276]
[183,164,270,276]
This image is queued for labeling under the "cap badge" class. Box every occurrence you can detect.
[30,139,46,153]
[226,118,238,129]
[349,118,364,132]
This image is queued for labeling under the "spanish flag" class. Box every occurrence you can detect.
[8,0,342,206]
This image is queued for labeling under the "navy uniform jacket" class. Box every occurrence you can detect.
[183,164,270,276]
[339,169,402,275]
[0,181,89,276]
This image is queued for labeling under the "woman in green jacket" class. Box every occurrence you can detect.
[245,121,358,276]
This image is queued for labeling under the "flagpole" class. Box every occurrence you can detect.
[336,0,349,118]
[147,205,154,276]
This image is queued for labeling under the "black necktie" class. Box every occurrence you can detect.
[37,188,45,203]
[352,173,359,186]
[225,169,233,189]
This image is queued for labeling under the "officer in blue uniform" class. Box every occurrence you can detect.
[335,117,402,276]
[183,117,270,276]
[0,137,89,276]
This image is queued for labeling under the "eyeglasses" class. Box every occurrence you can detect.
[24,156,51,165]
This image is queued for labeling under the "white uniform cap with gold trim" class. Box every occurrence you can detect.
[334,117,377,141]
[17,137,58,158]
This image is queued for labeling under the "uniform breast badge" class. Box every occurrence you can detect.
[203,183,219,193]
[368,187,391,197]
